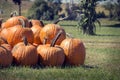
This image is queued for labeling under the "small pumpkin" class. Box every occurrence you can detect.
[60,34,86,66]
[37,30,65,67]
[7,18,34,47]
[12,36,38,66]
[0,38,13,67]
[29,19,44,27]
[40,24,66,45]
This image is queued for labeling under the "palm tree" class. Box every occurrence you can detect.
[12,0,21,16]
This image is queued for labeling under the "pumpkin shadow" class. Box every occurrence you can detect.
[81,64,98,69]
[61,63,98,69]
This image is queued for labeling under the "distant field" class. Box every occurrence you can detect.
[0,19,120,80]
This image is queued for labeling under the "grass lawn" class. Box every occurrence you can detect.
[0,19,120,80]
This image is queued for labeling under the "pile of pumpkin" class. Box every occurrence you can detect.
[0,15,86,67]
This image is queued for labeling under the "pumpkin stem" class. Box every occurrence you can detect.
[43,37,47,45]
[22,36,28,46]
[0,18,3,27]
[39,20,44,27]
[0,37,8,44]
[50,30,62,47]
[10,11,18,17]
[66,33,74,38]
[18,18,26,28]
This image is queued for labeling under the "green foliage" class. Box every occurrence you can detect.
[27,0,61,20]
[77,0,101,35]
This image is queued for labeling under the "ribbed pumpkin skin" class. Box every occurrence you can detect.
[40,24,66,45]
[1,16,29,29]
[0,44,13,67]
[12,42,38,66]
[7,25,34,47]
[0,28,9,40]
[37,45,65,67]
[60,39,86,66]
[30,20,44,27]
[31,25,42,45]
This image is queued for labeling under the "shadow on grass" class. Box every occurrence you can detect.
[102,23,120,28]
[61,24,76,27]
[95,34,120,37]
[81,65,98,69]
[0,64,98,70]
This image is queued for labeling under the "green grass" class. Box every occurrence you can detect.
[0,19,120,80]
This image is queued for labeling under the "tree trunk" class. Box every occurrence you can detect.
[19,4,21,16]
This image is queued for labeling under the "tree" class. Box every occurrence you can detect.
[27,0,62,20]
[101,0,120,20]
[76,0,101,35]
[12,0,21,16]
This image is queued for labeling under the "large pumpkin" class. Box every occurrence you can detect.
[40,24,66,45]
[12,36,38,66]
[0,39,13,67]
[37,30,65,67]
[7,18,34,47]
[1,16,29,29]
[60,36,86,66]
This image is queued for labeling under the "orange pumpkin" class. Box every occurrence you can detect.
[60,35,86,66]
[40,24,66,45]
[37,30,65,67]
[0,39,13,67]
[1,16,29,29]
[29,19,44,27]
[7,18,34,47]
[12,36,38,66]
[31,25,42,45]
[0,28,10,40]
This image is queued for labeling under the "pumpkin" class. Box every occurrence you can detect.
[7,18,34,47]
[40,24,66,45]
[31,25,42,45]
[37,30,65,67]
[12,36,38,66]
[60,34,86,66]
[0,39,13,67]
[0,28,10,40]
[1,16,29,29]
[29,19,44,27]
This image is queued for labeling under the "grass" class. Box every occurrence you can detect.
[0,19,120,80]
